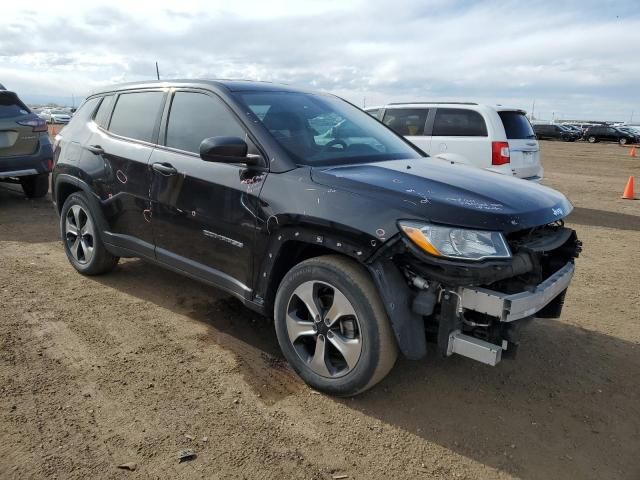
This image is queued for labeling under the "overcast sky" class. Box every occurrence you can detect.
[1,0,638,121]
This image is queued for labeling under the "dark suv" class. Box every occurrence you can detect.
[584,125,639,145]
[1,85,53,198]
[533,124,581,142]
[52,80,581,396]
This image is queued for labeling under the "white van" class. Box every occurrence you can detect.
[366,103,543,181]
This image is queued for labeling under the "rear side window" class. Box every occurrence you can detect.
[500,111,535,139]
[165,92,245,153]
[382,108,428,136]
[433,108,487,137]
[69,97,100,125]
[94,95,115,128]
[108,92,165,143]
[0,93,30,119]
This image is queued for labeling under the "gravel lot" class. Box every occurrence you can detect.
[1,141,639,479]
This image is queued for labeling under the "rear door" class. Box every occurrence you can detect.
[381,108,430,152]
[430,108,490,167]
[0,91,40,160]
[83,90,165,251]
[498,110,540,179]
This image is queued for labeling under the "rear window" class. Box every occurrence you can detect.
[108,92,165,143]
[499,111,535,139]
[433,108,487,137]
[0,93,30,119]
[382,108,428,136]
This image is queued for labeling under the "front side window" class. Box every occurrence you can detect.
[108,91,165,143]
[165,92,245,153]
[234,91,421,166]
[433,108,487,137]
[382,108,428,136]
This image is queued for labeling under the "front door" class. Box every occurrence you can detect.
[149,90,265,297]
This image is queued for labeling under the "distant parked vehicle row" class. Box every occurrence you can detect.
[37,108,72,124]
[365,102,543,181]
[533,124,581,142]
[583,125,639,145]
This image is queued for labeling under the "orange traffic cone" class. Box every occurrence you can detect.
[50,124,57,137]
[621,176,635,200]
[629,146,637,158]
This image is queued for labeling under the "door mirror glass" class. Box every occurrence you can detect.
[200,136,258,165]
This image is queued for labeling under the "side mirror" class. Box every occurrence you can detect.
[199,136,260,166]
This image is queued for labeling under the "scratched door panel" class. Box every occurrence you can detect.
[148,148,261,290]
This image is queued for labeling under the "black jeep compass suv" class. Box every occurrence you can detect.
[52,80,581,396]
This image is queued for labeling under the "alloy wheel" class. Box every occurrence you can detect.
[65,205,95,264]
[286,280,362,378]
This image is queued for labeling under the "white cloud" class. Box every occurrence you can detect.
[0,0,638,120]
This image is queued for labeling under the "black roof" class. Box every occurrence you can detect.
[89,79,306,96]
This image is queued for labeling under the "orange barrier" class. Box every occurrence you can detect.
[629,146,637,158]
[621,176,636,200]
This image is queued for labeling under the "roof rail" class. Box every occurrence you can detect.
[387,101,479,106]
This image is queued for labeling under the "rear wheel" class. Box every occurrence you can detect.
[60,192,119,275]
[587,136,597,143]
[20,173,49,199]
[274,255,397,396]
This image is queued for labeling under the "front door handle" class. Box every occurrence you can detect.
[152,162,178,176]
[86,144,104,155]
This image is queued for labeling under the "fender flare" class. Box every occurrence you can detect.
[367,258,427,360]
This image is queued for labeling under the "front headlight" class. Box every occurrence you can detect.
[398,221,511,261]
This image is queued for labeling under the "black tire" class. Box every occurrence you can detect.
[274,255,397,396]
[60,192,119,275]
[619,138,628,146]
[587,136,597,143]
[20,173,49,199]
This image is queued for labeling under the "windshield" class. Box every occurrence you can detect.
[498,111,536,139]
[234,91,423,166]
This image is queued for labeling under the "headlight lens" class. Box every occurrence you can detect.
[399,221,511,261]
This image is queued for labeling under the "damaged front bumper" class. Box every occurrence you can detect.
[368,224,581,365]
[448,261,575,366]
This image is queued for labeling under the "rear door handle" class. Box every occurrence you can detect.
[152,162,178,176]
[86,144,104,155]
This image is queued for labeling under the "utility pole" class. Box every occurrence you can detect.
[363,96,366,108]
[531,100,535,120]
[631,110,634,123]
[155,62,160,81]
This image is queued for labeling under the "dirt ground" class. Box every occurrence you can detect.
[1,141,639,480]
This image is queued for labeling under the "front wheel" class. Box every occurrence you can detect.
[20,173,49,198]
[274,255,397,396]
[619,138,628,146]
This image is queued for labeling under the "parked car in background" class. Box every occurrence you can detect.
[617,126,640,138]
[52,80,580,395]
[560,124,584,136]
[533,124,581,142]
[39,108,72,124]
[584,125,639,145]
[366,102,543,181]
[0,88,53,198]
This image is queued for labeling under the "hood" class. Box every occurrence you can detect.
[311,158,572,233]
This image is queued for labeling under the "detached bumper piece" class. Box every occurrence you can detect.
[459,262,575,322]
[445,261,575,365]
